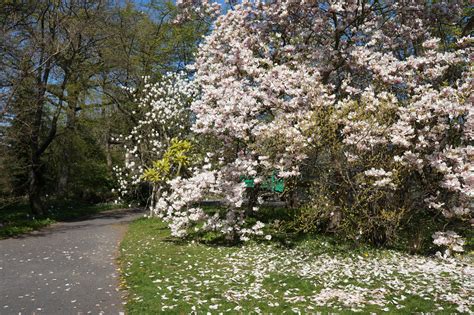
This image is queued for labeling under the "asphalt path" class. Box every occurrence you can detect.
[0,208,144,315]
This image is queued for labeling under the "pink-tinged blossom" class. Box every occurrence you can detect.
[432,231,465,258]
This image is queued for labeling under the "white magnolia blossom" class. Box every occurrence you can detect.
[114,72,198,199]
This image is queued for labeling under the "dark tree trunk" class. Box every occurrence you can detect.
[246,187,258,216]
[28,161,44,216]
[29,92,47,216]
[102,102,113,172]
[105,140,113,171]
[27,8,51,216]
[56,74,73,196]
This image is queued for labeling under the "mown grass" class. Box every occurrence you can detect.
[120,218,472,314]
[0,201,126,238]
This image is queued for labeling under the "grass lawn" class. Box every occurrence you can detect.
[0,201,126,238]
[120,218,473,314]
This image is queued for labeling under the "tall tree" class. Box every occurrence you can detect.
[0,1,111,214]
[0,0,209,213]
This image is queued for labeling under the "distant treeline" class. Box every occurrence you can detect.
[0,0,208,214]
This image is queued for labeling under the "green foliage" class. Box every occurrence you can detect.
[42,109,116,203]
[142,138,193,183]
[0,202,54,238]
[0,0,209,213]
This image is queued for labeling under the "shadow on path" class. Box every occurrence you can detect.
[0,207,144,315]
[9,208,145,240]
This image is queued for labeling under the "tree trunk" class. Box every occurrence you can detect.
[28,162,44,216]
[103,105,113,172]
[57,125,72,195]
[246,187,258,216]
[57,84,77,196]
[105,140,113,171]
[150,184,161,217]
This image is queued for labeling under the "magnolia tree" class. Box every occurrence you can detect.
[113,73,198,208]
[121,1,472,252]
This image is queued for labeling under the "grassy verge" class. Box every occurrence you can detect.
[120,218,473,314]
[0,201,126,238]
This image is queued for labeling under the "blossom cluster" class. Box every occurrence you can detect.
[341,36,473,224]
[174,0,221,23]
[432,231,466,259]
[113,72,198,203]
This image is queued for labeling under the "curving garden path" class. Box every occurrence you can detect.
[0,208,143,315]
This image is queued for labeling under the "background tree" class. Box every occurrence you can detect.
[0,0,208,215]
